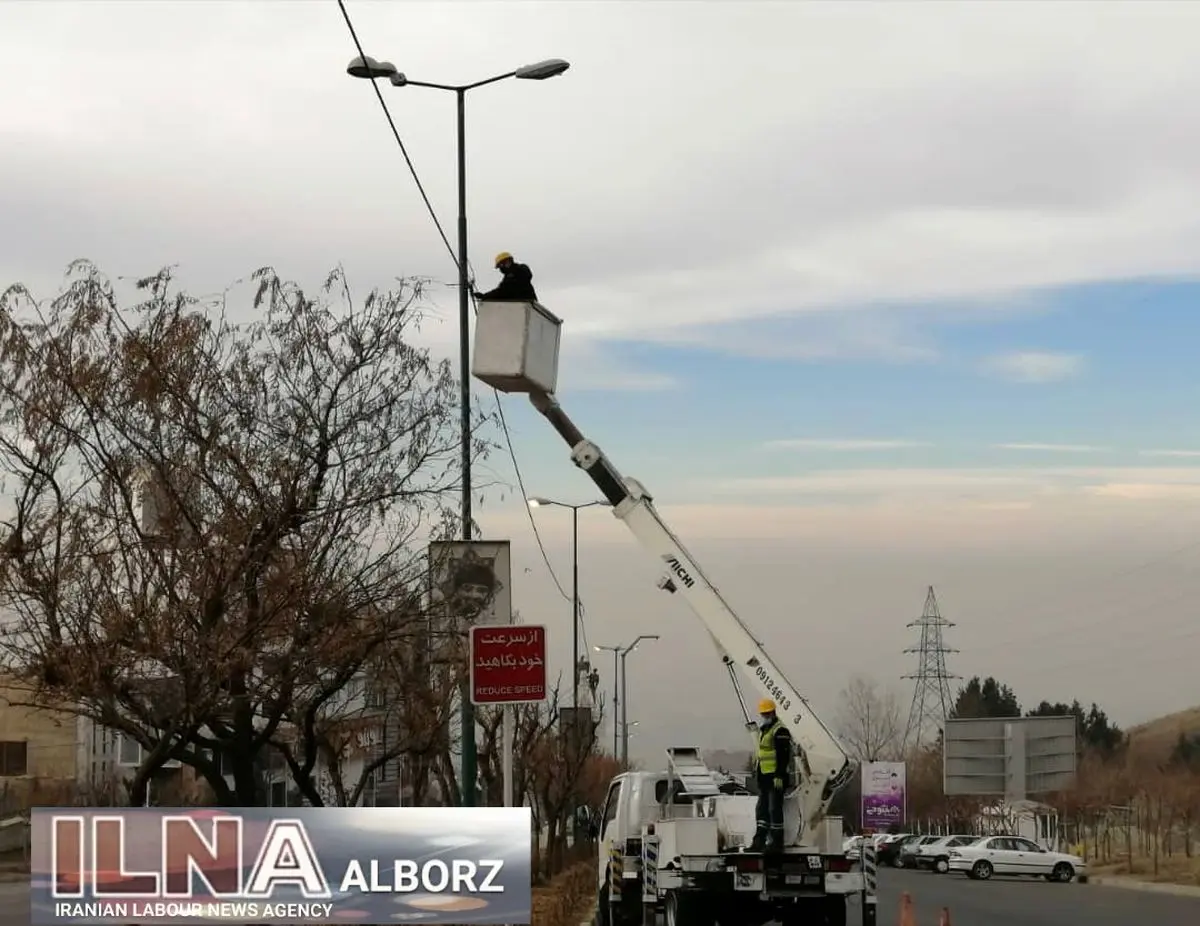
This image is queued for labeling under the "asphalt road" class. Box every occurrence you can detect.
[5,870,1200,926]
[867,866,1200,926]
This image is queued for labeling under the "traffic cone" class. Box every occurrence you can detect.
[898,892,916,926]
[938,908,951,926]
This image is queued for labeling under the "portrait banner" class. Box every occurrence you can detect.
[428,540,512,627]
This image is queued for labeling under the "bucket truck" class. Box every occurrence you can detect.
[471,300,863,926]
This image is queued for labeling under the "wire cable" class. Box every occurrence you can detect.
[335,0,588,658]
[492,384,592,656]
[335,0,456,266]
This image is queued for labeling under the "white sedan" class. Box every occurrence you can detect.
[947,835,1086,882]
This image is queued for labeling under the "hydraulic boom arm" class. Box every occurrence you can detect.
[527,390,853,838]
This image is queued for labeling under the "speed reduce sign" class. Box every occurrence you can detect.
[469,625,548,705]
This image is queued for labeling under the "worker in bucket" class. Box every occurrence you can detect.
[473,251,538,302]
[751,698,793,852]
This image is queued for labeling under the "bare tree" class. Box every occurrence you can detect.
[529,683,605,878]
[273,619,462,807]
[0,262,490,805]
[834,675,903,762]
[476,697,558,810]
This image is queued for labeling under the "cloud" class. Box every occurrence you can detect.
[764,439,929,451]
[4,2,1200,358]
[635,312,941,363]
[1139,449,1200,458]
[699,466,1200,504]
[569,370,678,392]
[981,350,1085,383]
[994,442,1109,453]
[1084,483,1200,500]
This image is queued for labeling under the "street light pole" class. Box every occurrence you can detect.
[572,505,580,708]
[453,88,478,810]
[347,54,569,811]
[527,497,610,709]
[622,720,640,751]
[456,87,470,542]
[593,644,621,755]
[619,634,659,765]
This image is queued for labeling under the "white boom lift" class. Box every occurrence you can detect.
[470,299,854,841]
[473,301,868,926]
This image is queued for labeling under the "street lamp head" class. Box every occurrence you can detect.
[527,497,552,508]
[623,633,660,655]
[515,58,571,81]
[346,56,398,80]
[388,73,409,87]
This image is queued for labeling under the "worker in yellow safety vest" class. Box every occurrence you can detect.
[750,698,794,853]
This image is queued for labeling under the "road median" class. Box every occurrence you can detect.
[1088,875,1200,898]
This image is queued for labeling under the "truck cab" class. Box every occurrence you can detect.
[597,770,693,925]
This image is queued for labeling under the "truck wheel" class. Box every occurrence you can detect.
[824,896,847,926]
[596,882,611,926]
[664,891,715,926]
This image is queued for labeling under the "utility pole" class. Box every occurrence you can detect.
[572,506,580,709]
[594,644,621,755]
[865,700,873,763]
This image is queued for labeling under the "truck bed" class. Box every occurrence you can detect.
[666,848,862,897]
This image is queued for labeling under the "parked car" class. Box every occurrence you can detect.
[895,834,942,869]
[947,835,1086,882]
[876,833,916,867]
[914,834,980,873]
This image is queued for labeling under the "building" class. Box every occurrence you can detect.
[975,799,1062,851]
[0,674,83,810]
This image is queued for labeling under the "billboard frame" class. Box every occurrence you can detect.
[943,715,1077,799]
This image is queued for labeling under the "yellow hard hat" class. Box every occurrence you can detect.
[494,251,513,268]
[757,698,776,715]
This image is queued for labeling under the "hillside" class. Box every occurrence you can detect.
[1126,705,1200,761]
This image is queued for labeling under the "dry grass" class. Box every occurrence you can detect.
[531,861,594,926]
[1126,706,1200,763]
[1089,853,1200,887]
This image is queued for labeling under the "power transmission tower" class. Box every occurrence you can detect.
[901,585,959,753]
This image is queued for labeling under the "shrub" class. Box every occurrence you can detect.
[532,861,595,926]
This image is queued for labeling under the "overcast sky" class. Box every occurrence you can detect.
[5,2,1200,764]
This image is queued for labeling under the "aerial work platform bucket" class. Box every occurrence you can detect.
[471,299,562,395]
